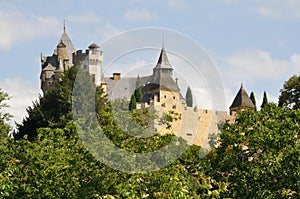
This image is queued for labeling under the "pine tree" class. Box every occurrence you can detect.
[250,92,257,111]
[261,91,268,109]
[134,75,142,102]
[185,87,193,107]
[129,94,136,111]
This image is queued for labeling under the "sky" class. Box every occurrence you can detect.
[0,0,300,126]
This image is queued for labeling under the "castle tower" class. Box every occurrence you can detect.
[142,47,182,113]
[58,24,76,67]
[40,22,76,93]
[152,47,174,82]
[57,24,76,70]
[57,40,67,60]
[229,83,255,115]
[72,43,103,86]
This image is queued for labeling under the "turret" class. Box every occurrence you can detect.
[229,83,255,115]
[57,40,67,62]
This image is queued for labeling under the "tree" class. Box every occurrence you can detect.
[278,75,300,109]
[129,94,136,111]
[15,66,79,140]
[185,87,193,107]
[134,75,142,102]
[261,91,268,109]
[0,88,11,128]
[208,104,300,198]
[250,92,256,111]
[1,84,229,198]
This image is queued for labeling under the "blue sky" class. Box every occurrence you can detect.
[0,0,300,125]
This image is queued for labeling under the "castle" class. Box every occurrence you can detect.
[40,26,255,148]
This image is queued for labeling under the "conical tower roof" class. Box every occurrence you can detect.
[154,47,172,69]
[58,25,76,61]
[151,47,179,92]
[230,83,255,108]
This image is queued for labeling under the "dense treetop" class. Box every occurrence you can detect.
[279,75,300,109]
[0,72,299,198]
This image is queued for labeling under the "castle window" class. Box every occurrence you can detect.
[92,74,95,83]
[161,103,166,107]
[172,105,176,109]
[186,133,192,136]
[173,96,175,100]
[164,95,167,98]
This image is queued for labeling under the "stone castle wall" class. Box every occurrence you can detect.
[137,93,235,148]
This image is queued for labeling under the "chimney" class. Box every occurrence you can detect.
[113,73,121,80]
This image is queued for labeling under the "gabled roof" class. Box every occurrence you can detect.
[41,54,58,70]
[154,47,172,69]
[230,84,255,108]
[42,63,56,71]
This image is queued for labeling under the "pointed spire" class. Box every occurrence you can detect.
[230,84,255,109]
[63,19,66,31]
[58,22,75,62]
[155,47,172,69]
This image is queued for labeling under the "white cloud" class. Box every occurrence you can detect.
[165,0,187,8]
[255,6,281,18]
[216,49,300,112]
[220,49,300,87]
[218,0,239,4]
[253,0,300,19]
[0,77,40,128]
[97,23,122,40]
[124,8,158,22]
[68,13,103,24]
[220,0,300,19]
[0,10,60,50]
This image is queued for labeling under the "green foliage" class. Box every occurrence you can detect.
[0,83,227,198]
[15,66,78,140]
[159,110,181,129]
[134,75,143,103]
[250,91,257,111]
[261,91,268,109]
[0,124,227,198]
[0,88,11,132]
[129,94,136,111]
[208,103,300,198]
[185,87,193,107]
[279,75,300,109]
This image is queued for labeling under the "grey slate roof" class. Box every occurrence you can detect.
[88,43,100,49]
[154,47,172,69]
[151,73,180,92]
[151,47,179,92]
[230,84,255,108]
[59,30,76,62]
[42,55,58,70]
[104,47,180,101]
[104,75,152,100]
[43,63,56,71]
